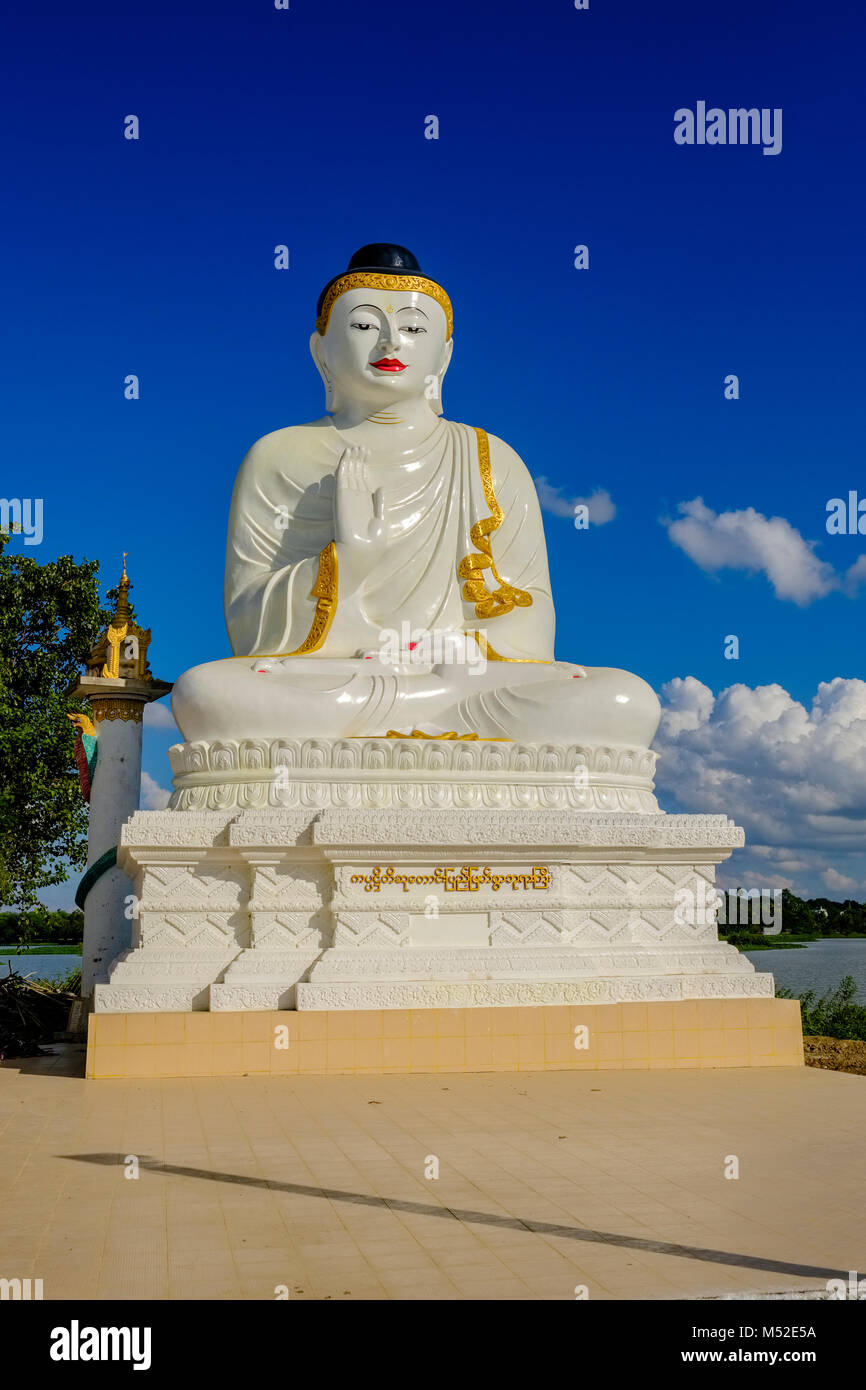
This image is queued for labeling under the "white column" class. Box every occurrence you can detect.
[80,702,144,997]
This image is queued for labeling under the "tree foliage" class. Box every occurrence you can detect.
[0,532,126,908]
[0,908,84,945]
[778,976,866,1040]
[722,886,866,939]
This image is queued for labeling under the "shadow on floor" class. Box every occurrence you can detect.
[63,1152,843,1284]
[0,1043,85,1077]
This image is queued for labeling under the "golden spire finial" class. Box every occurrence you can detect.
[113,551,131,622]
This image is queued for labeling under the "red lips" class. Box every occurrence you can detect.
[370,358,407,372]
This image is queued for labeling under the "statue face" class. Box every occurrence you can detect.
[314,287,451,412]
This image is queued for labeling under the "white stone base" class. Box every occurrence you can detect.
[296,973,772,1011]
[168,737,660,813]
[93,802,774,1012]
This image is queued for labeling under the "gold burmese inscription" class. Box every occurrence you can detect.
[350,865,551,893]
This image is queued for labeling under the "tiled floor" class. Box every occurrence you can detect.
[1,1046,862,1301]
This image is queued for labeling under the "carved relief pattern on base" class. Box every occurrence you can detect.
[296,973,775,1011]
[168,738,660,813]
[93,805,769,1013]
[333,911,410,947]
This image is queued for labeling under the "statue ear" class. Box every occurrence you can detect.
[310,331,339,412]
[431,337,453,417]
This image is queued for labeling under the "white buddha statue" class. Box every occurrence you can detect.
[172,244,660,748]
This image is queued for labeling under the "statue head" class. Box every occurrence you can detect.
[310,244,453,417]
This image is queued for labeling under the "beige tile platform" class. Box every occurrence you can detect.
[86,999,803,1079]
[0,1049,859,1301]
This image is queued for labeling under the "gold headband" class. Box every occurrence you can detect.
[316,271,453,338]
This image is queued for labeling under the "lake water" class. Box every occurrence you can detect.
[0,954,81,983]
[743,939,866,1002]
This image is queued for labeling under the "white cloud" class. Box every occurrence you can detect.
[534,477,616,525]
[823,867,860,894]
[143,700,178,731]
[663,498,840,605]
[140,771,171,810]
[654,675,866,898]
[843,553,866,595]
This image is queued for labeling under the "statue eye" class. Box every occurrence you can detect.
[350,321,375,330]
[402,325,427,335]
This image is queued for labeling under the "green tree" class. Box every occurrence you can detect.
[839,900,866,935]
[779,888,817,935]
[778,976,866,1041]
[0,532,125,909]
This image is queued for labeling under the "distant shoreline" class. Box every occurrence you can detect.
[723,934,866,951]
[0,944,82,956]
[2,938,865,957]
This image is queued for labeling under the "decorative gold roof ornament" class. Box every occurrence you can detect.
[84,554,154,683]
[92,697,145,723]
[115,551,131,617]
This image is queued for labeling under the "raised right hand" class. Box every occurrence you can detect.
[334,445,386,591]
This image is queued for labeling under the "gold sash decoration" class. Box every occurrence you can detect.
[284,542,339,655]
[469,631,550,665]
[381,729,511,741]
[458,429,534,620]
[385,730,479,740]
[236,542,338,659]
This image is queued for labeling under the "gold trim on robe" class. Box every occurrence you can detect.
[469,631,551,665]
[232,542,338,659]
[457,429,534,620]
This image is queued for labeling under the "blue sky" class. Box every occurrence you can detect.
[5,0,866,902]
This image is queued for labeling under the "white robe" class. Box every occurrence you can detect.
[171,417,660,746]
[224,417,555,662]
